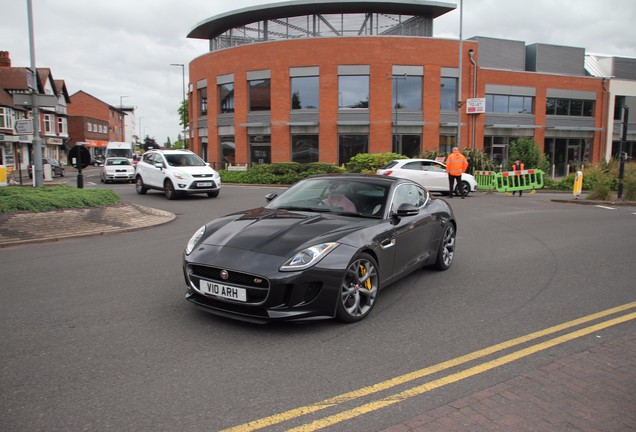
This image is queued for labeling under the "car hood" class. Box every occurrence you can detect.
[199,207,376,257]
[177,166,218,176]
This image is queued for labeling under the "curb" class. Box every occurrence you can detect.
[0,203,176,248]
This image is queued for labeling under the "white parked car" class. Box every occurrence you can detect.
[377,158,477,196]
[135,149,221,200]
[100,157,135,183]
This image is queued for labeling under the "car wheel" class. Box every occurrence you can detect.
[100,177,104,183]
[455,181,470,197]
[207,190,219,198]
[135,176,148,195]
[336,253,379,323]
[434,223,456,271]
[164,180,177,200]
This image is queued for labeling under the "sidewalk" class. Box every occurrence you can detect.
[0,202,175,248]
[382,328,636,432]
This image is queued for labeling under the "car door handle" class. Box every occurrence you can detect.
[380,239,395,249]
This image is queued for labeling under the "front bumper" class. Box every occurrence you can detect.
[183,244,355,323]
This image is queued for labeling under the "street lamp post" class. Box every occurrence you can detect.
[170,63,187,149]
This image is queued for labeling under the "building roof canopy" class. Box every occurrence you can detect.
[188,0,455,39]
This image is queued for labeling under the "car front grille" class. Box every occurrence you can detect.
[193,174,214,178]
[189,264,269,303]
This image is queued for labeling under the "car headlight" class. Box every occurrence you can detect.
[173,171,190,180]
[185,225,206,255]
[280,243,339,271]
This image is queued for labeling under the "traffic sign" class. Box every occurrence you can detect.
[15,119,33,134]
[68,145,91,169]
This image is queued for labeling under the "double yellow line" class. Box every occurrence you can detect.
[223,301,636,432]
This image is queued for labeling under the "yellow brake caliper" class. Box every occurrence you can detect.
[359,264,372,290]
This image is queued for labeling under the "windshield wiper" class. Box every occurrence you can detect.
[276,206,332,212]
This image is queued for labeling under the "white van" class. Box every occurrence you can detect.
[105,142,134,163]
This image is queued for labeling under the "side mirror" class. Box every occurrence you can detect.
[265,192,278,202]
[154,162,164,169]
[390,203,419,223]
[396,203,419,217]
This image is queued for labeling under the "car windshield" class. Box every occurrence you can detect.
[268,177,390,218]
[165,153,206,167]
[106,158,131,166]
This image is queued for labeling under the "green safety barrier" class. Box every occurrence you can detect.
[474,171,497,191]
[473,169,545,193]
[495,169,545,192]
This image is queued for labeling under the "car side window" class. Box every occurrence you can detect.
[142,153,154,164]
[391,184,428,211]
[402,162,422,171]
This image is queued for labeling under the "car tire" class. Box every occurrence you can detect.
[135,176,148,195]
[455,181,470,197]
[100,177,104,183]
[207,190,220,198]
[164,180,177,200]
[336,252,379,323]
[434,223,456,271]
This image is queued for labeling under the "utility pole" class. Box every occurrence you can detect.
[170,63,187,149]
[27,0,43,187]
[618,105,628,200]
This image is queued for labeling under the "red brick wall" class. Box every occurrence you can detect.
[189,37,604,164]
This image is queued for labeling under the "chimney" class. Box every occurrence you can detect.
[0,51,11,68]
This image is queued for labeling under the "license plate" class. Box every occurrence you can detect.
[197,182,213,187]
[200,280,247,302]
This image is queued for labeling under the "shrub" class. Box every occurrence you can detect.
[219,162,345,184]
[0,185,120,213]
[345,152,406,174]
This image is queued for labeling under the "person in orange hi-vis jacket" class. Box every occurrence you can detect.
[445,147,469,199]
[511,159,524,196]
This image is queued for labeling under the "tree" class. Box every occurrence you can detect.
[178,99,189,130]
[143,136,159,151]
[164,137,172,149]
[508,137,542,169]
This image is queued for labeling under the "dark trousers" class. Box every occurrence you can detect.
[448,174,460,196]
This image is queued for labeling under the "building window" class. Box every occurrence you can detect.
[291,134,319,163]
[0,107,14,129]
[392,75,422,110]
[440,77,457,111]
[198,87,208,116]
[249,134,271,164]
[338,75,369,109]
[393,134,421,157]
[220,136,235,167]
[338,134,368,165]
[219,83,234,113]
[546,98,594,117]
[486,94,534,114]
[291,76,319,109]
[249,79,271,111]
[57,117,67,135]
[43,114,54,134]
[87,123,93,133]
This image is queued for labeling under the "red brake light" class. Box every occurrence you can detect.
[384,170,393,176]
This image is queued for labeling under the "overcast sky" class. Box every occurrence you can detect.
[2,0,635,144]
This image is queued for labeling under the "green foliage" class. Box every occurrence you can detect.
[178,99,189,129]
[219,162,344,184]
[508,137,542,170]
[463,148,496,173]
[0,185,120,213]
[345,153,406,174]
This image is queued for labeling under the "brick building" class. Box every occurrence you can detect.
[185,0,636,176]
[68,90,127,157]
[0,51,70,176]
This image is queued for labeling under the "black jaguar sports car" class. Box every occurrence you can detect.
[183,174,456,323]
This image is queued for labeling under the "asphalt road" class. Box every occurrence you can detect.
[1,168,635,431]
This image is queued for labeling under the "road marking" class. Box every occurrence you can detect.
[595,205,616,210]
[221,302,636,432]
[289,311,636,431]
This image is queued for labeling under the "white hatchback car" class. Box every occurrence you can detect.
[377,159,477,196]
[135,149,221,200]
[100,157,135,183]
